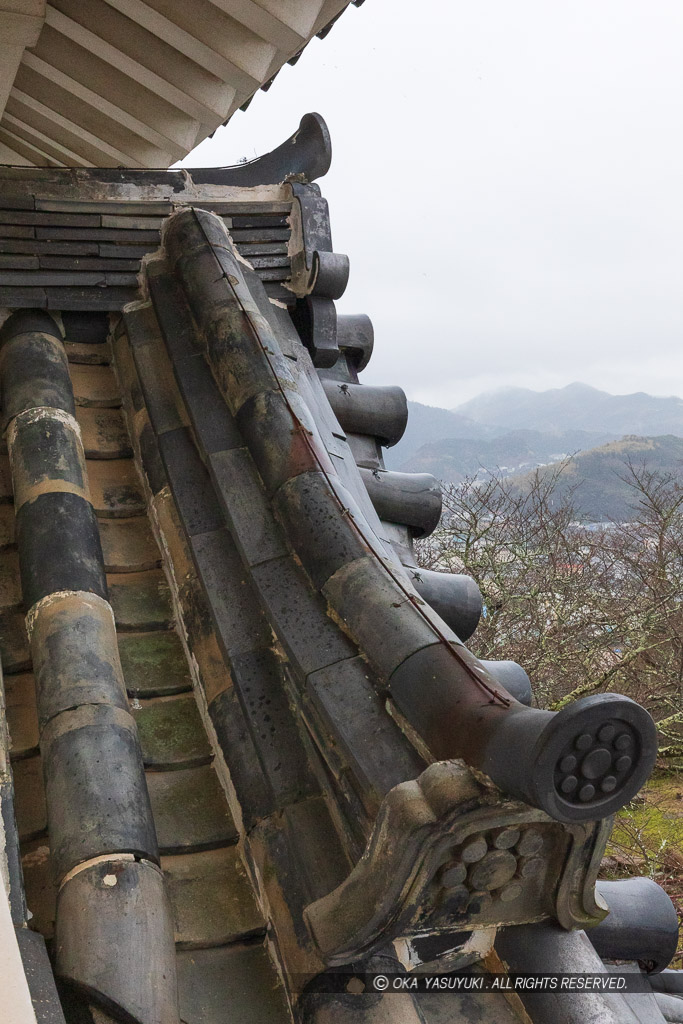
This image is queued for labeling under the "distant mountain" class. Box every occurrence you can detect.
[384,385,683,492]
[508,435,683,521]
[395,428,615,484]
[385,401,496,469]
[453,383,683,437]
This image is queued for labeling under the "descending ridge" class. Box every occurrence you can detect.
[159,208,657,827]
[102,202,670,1019]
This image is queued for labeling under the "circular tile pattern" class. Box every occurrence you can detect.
[493,827,520,850]
[500,882,523,903]
[554,718,640,810]
[436,827,554,920]
[537,693,659,822]
[519,856,544,879]
[581,747,611,779]
[516,829,543,857]
[441,862,467,889]
[461,837,488,864]
[469,850,517,892]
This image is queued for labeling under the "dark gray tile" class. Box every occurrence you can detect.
[189,528,270,658]
[163,846,265,948]
[15,927,66,1023]
[250,555,356,681]
[132,694,212,771]
[176,942,291,1024]
[118,631,192,697]
[158,427,224,537]
[208,448,287,567]
[146,764,237,854]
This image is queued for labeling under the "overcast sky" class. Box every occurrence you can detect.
[179,1,683,410]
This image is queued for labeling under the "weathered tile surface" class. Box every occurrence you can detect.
[99,516,160,573]
[176,943,291,1024]
[163,846,264,948]
[207,448,287,567]
[208,687,275,831]
[146,764,237,854]
[0,607,30,672]
[4,671,38,759]
[12,755,46,842]
[213,648,319,810]
[0,546,22,609]
[0,454,11,502]
[71,363,120,408]
[77,407,132,458]
[157,427,224,537]
[87,459,146,518]
[14,927,65,1023]
[65,340,111,365]
[250,555,356,680]
[0,504,15,546]
[21,839,56,940]
[133,694,212,770]
[188,529,270,659]
[118,631,191,697]
[108,570,174,631]
[172,354,243,454]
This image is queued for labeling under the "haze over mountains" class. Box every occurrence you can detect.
[455,383,683,436]
[395,427,615,483]
[385,383,683,519]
